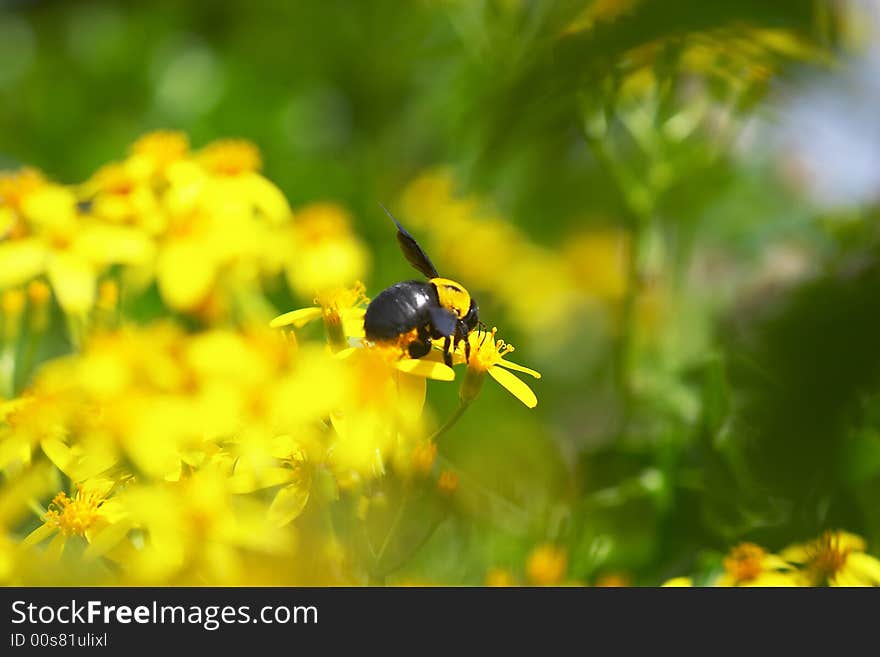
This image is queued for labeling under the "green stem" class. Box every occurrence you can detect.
[16,330,42,396]
[0,345,15,400]
[614,214,646,433]
[428,401,471,444]
[375,484,410,567]
[583,124,652,440]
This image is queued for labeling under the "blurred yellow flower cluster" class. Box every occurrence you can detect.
[664,531,880,587]
[0,131,369,327]
[399,169,663,344]
[0,133,540,585]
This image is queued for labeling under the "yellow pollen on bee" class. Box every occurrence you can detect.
[430,278,471,319]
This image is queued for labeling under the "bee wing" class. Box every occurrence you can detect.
[379,203,440,279]
[427,306,458,337]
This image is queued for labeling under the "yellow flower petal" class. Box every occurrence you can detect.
[497,358,542,379]
[156,240,216,311]
[739,572,798,587]
[661,576,693,587]
[488,365,538,408]
[83,519,132,561]
[228,467,297,494]
[268,483,310,527]
[834,531,867,553]
[47,251,96,314]
[46,531,67,561]
[780,543,810,564]
[341,307,366,338]
[40,439,116,483]
[395,371,427,421]
[241,172,291,223]
[22,522,57,548]
[75,224,155,266]
[395,358,455,381]
[270,306,322,329]
[844,552,880,586]
[0,238,48,288]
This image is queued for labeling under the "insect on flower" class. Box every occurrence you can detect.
[363,204,480,366]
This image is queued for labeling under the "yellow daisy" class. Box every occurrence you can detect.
[782,530,880,587]
[456,327,541,408]
[715,542,797,587]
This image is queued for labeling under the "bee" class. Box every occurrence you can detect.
[364,205,480,367]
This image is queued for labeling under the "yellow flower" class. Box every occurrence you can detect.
[0,168,154,316]
[564,229,630,303]
[182,138,290,224]
[595,572,632,587]
[197,138,262,175]
[715,542,796,587]
[122,468,292,584]
[437,469,459,495]
[326,344,452,484]
[782,531,880,587]
[485,567,517,587]
[283,203,369,299]
[661,576,693,587]
[22,477,131,562]
[271,282,369,350]
[526,543,568,586]
[456,327,540,408]
[409,441,437,477]
[128,130,190,178]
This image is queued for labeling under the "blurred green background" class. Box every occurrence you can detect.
[3,0,880,585]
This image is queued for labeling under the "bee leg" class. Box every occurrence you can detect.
[464,337,471,363]
[443,336,452,367]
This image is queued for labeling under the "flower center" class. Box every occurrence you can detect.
[808,532,851,580]
[0,168,46,211]
[44,490,104,537]
[198,140,262,176]
[130,130,189,166]
[94,164,136,196]
[314,282,367,316]
[723,542,765,582]
[467,327,515,372]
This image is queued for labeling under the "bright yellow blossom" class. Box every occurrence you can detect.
[456,327,540,408]
[715,542,796,587]
[526,543,568,586]
[485,567,517,586]
[782,531,880,587]
[0,169,153,315]
[271,282,369,350]
[22,477,131,562]
[284,203,369,298]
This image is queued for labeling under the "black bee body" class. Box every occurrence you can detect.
[364,206,480,365]
[363,280,436,341]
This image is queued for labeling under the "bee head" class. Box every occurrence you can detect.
[462,298,479,333]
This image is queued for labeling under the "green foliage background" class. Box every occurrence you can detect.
[2,0,879,584]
